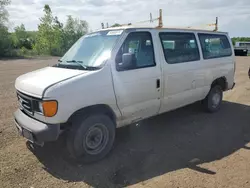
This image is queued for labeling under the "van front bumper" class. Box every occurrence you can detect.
[14,109,60,145]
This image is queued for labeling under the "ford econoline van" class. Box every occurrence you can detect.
[14,26,235,162]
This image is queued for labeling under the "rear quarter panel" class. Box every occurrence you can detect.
[198,33,235,98]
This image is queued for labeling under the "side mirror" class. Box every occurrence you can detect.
[118,53,135,70]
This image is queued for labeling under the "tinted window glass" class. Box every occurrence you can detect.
[116,32,155,71]
[198,34,232,59]
[159,32,200,64]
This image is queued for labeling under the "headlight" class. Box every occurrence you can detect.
[38,102,44,113]
[42,101,58,117]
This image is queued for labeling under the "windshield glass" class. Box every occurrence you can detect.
[59,30,123,69]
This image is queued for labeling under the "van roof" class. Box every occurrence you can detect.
[99,25,228,34]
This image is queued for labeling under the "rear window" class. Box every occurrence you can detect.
[198,34,232,59]
[159,32,200,64]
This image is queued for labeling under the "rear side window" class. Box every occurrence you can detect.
[198,34,232,59]
[159,32,200,64]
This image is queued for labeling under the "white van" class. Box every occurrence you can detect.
[14,26,235,162]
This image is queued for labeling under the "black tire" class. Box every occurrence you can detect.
[203,85,223,113]
[67,114,115,163]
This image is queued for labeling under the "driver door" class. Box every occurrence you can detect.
[111,31,162,124]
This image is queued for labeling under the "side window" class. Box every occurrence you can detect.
[198,34,232,59]
[116,32,155,71]
[159,32,200,64]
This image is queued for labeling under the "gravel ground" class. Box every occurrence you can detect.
[0,56,250,188]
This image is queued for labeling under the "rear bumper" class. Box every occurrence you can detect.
[14,109,60,145]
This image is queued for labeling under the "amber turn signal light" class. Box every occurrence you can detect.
[42,101,58,117]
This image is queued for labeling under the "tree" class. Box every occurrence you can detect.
[12,24,30,48]
[0,0,11,57]
[51,16,64,55]
[232,37,250,46]
[34,4,55,54]
[63,15,88,52]
[14,24,27,39]
[34,5,88,56]
[0,26,12,56]
[111,23,122,27]
[0,0,10,26]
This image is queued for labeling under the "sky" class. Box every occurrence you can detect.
[6,0,250,37]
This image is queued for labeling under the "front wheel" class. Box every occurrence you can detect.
[67,114,115,163]
[202,85,223,113]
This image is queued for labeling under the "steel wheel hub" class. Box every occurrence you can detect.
[84,123,109,155]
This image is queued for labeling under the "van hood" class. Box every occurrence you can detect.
[15,67,87,98]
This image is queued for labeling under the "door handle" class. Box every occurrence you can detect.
[156,79,160,88]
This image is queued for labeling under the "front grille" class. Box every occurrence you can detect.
[17,92,33,115]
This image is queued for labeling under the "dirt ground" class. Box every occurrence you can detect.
[0,57,250,188]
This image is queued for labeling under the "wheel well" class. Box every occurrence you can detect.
[211,77,227,91]
[68,104,116,125]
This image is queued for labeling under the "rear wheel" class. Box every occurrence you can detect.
[67,114,115,163]
[203,85,223,113]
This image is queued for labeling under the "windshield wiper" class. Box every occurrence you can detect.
[64,60,100,70]
[66,60,82,63]
[55,59,100,70]
[66,60,88,69]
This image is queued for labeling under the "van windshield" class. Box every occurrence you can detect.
[58,30,123,70]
